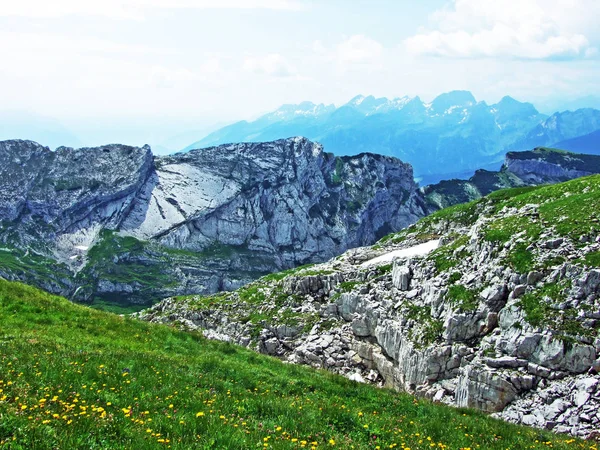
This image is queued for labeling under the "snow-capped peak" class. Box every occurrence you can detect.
[265,102,335,121]
[344,95,417,116]
[348,95,366,106]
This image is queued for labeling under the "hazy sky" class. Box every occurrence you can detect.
[1,0,599,149]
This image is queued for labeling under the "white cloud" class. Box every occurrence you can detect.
[0,0,304,20]
[243,54,296,77]
[337,35,383,64]
[312,40,327,55]
[404,0,598,60]
[149,66,198,88]
[0,30,171,56]
[0,1,137,20]
[0,29,228,95]
[199,57,223,75]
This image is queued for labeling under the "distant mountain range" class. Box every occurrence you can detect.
[185,91,600,183]
[0,111,83,149]
[553,130,600,154]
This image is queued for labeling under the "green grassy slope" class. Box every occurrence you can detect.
[0,279,595,450]
[395,174,600,246]
[0,243,73,295]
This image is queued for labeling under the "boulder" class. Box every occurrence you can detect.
[456,366,518,412]
[392,265,412,291]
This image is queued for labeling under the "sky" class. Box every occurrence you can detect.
[0,0,599,151]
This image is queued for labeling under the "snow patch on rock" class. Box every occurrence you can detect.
[361,240,440,267]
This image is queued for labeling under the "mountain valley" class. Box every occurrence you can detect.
[4,137,600,311]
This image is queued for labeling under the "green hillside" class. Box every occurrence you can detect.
[0,279,595,449]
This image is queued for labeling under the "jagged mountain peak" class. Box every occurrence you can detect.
[344,94,393,115]
[264,101,335,122]
[429,90,476,113]
[347,94,366,105]
[492,96,540,117]
[173,136,324,167]
[0,138,50,149]
[497,95,520,105]
[343,94,421,116]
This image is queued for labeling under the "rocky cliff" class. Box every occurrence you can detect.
[504,148,600,183]
[423,147,600,211]
[0,137,426,305]
[138,175,600,438]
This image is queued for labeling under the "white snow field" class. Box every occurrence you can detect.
[361,239,441,267]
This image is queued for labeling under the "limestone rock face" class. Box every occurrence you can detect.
[0,140,153,229]
[504,157,591,184]
[134,137,423,262]
[0,137,426,303]
[455,366,519,412]
[392,265,412,291]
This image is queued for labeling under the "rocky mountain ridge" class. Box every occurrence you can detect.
[0,137,426,306]
[138,175,600,438]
